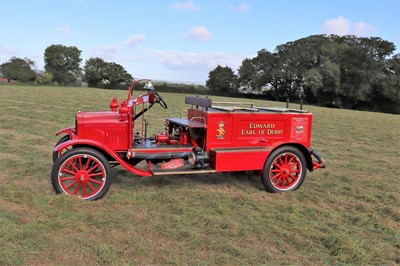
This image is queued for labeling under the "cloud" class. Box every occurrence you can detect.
[147,50,248,73]
[90,44,120,60]
[58,24,77,40]
[126,56,145,62]
[89,35,146,61]
[143,48,248,81]
[230,3,250,13]
[183,26,212,42]
[322,16,376,37]
[0,44,16,54]
[322,16,351,36]
[170,1,199,10]
[352,22,377,37]
[125,34,146,47]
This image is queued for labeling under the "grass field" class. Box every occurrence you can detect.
[0,84,399,265]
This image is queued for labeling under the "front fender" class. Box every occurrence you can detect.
[56,127,75,136]
[54,139,152,177]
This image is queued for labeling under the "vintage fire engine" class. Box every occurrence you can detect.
[51,80,325,200]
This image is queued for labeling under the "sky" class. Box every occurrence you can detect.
[0,0,399,84]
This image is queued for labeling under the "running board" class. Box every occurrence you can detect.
[152,168,216,176]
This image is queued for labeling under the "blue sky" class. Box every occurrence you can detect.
[0,0,399,83]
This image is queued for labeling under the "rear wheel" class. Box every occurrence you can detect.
[262,146,307,193]
[51,147,112,200]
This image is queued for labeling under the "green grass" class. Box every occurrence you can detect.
[0,85,399,265]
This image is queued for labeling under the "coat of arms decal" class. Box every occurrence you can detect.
[216,120,226,139]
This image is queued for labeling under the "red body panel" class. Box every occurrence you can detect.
[76,111,130,151]
[210,147,269,172]
[188,109,312,151]
[186,107,313,172]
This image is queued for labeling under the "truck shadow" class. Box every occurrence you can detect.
[111,167,265,192]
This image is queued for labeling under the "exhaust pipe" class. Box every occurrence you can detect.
[127,151,190,160]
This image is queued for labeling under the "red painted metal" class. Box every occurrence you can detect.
[155,133,170,143]
[52,80,325,199]
[54,139,152,177]
[119,100,128,119]
[126,79,149,102]
[161,159,184,169]
[55,127,75,136]
[180,131,188,145]
[190,109,312,151]
[312,162,324,171]
[110,97,119,112]
[210,147,270,172]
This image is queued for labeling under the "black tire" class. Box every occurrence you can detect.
[262,146,307,193]
[52,135,70,163]
[51,147,112,200]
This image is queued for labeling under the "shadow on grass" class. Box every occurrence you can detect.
[111,166,265,192]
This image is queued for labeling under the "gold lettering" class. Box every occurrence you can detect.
[249,123,275,129]
[267,129,283,135]
[241,129,256,135]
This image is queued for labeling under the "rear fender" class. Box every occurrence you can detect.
[269,143,314,172]
[54,139,152,177]
[279,144,325,171]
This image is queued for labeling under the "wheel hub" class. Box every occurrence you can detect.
[281,166,291,178]
[75,171,88,183]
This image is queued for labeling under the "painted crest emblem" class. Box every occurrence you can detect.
[216,120,226,139]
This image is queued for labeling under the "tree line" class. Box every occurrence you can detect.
[0,44,134,89]
[206,35,399,114]
[1,36,399,113]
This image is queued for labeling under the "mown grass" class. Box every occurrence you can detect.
[0,84,399,265]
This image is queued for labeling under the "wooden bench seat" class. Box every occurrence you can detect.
[166,118,207,128]
[185,96,212,108]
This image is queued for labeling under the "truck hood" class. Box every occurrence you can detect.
[76,111,125,126]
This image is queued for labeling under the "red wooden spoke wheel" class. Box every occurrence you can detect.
[262,146,307,193]
[51,148,112,200]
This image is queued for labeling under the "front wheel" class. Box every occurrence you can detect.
[51,147,112,200]
[262,146,307,193]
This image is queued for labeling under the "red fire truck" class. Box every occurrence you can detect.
[51,80,325,200]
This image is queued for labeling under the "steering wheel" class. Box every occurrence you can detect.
[152,90,168,109]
